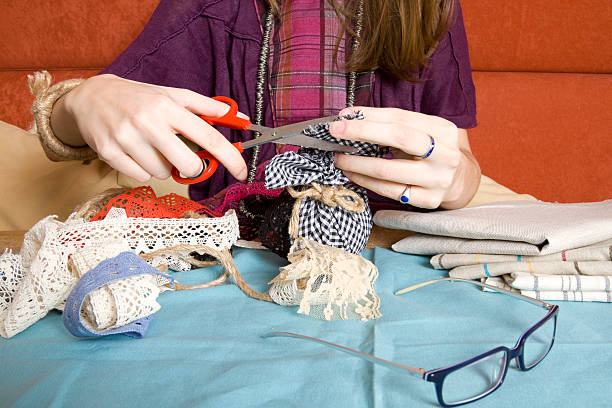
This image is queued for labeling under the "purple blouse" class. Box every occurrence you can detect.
[101,0,477,201]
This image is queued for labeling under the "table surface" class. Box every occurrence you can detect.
[2,226,611,408]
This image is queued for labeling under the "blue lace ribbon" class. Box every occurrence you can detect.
[62,251,174,339]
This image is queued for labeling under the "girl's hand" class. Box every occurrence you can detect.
[57,74,248,182]
[330,107,481,209]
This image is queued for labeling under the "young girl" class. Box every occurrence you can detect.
[42,0,480,211]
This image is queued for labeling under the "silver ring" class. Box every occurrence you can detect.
[399,185,411,204]
[416,135,435,159]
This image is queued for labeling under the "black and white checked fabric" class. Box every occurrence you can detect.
[265,111,382,254]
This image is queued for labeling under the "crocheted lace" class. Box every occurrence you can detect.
[90,186,210,221]
[0,251,22,317]
[268,238,381,321]
[69,241,171,333]
[0,208,239,338]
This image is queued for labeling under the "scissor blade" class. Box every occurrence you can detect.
[277,134,358,153]
[272,115,339,139]
[242,115,358,152]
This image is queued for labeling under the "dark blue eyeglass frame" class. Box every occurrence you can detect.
[426,302,558,407]
[264,277,559,408]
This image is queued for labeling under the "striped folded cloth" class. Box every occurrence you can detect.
[448,260,612,280]
[431,239,612,270]
[483,276,612,303]
[433,239,612,302]
[434,239,612,279]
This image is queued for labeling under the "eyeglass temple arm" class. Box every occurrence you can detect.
[395,277,554,309]
[262,331,426,378]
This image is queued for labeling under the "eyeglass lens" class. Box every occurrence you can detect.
[441,350,507,405]
[523,315,555,369]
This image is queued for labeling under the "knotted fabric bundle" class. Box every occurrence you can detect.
[262,112,382,257]
[268,238,381,321]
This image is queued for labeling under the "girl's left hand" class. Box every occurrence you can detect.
[330,107,480,209]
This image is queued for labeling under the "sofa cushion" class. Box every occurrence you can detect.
[0,0,157,69]
[462,0,612,72]
[1,0,610,73]
[0,0,609,204]
[0,120,187,230]
[470,71,612,203]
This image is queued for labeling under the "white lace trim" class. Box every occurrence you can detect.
[0,209,239,338]
[69,241,170,333]
[268,238,381,321]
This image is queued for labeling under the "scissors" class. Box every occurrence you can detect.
[171,96,357,184]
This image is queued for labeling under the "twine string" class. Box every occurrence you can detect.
[139,244,273,302]
[287,182,365,238]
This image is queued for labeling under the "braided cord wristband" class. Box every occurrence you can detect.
[28,70,98,162]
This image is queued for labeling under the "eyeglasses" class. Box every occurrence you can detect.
[264,277,559,407]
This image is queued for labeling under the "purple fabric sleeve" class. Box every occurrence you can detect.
[100,0,277,201]
[419,1,477,129]
[372,0,477,130]
[100,0,477,201]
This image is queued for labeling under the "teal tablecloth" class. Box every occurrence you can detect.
[1,247,610,407]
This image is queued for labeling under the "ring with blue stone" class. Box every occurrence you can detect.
[416,135,435,159]
[399,185,411,204]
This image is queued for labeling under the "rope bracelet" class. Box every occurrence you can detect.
[28,70,97,162]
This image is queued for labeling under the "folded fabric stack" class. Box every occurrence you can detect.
[373,199,612,302]
[431,240,612,302]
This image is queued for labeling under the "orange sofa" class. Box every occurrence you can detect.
[1,0,610,203]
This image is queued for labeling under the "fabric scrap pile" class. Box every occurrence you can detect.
[1,186,382,339]
[0,187,239,339]
[374,199,612,302]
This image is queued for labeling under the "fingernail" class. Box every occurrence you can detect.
[190,160,204,178]
[138,173,151,183]
[238,167,248,181]
[329,121,345,136]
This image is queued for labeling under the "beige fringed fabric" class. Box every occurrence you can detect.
[268,237,381,321]
[28,70,97,162]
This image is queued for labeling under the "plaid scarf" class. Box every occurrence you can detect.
[268,0,371,126]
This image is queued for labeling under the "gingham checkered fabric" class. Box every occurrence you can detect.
[265,112,382,254]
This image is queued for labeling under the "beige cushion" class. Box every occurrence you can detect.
[0,121,186,230]
[466,175,536,207]
[0,120,535,230]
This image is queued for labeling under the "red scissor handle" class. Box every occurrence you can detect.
[199,96,251,130]
[171,142,244,184]
[172,96,249,184]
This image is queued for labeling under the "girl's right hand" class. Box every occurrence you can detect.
[60,74,248,182]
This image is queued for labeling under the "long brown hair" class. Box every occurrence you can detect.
[266,0,455,81]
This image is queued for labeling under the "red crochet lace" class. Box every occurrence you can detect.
[90,186,215,221]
